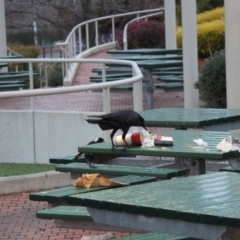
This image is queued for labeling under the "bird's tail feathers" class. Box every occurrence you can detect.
[98,122,113,130]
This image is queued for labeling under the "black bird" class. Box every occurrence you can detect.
[86,110,147,148]
[74,137,104,168]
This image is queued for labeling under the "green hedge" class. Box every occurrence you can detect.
[7,44,41,72]
[195,50,226,108]
[177,19,224,58]
[197,7,224,24]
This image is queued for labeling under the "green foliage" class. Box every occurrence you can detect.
[48,63,63,87]
[175,0,224,25]
[7,43,41,72]
[195,50,226,108]
[177,18,224,58]
[8,43,41,58]
[116,20,165,50]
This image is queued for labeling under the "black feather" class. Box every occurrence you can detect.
[86,110,147,148]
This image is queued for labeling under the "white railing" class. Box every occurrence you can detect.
[123,10,164,50]
[55,8,161,84]
[0,58,143,112]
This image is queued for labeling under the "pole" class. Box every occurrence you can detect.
[225,0,240,109]
[181,0,199,107]
[164,0,177,49]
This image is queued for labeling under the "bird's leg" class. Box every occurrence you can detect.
[85,155,97,168]
[110,128,118,150]
[122,130,132,150]
[74,152,82,160]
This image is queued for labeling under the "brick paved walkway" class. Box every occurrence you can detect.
[0,192,137,240]
[0,50,206,239]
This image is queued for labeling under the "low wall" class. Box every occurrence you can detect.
[0,110,106,164]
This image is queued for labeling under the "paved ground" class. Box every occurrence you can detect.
[0,50,206,239]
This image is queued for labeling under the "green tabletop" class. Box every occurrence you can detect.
[68,171,240,229]
[78,130,240,160]
[138,108,240,129]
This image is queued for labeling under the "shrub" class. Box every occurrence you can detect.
[176,19,224,58]
[48,63,63,87]
[195,50,226,108]
[7,43,41,72]
[116,20,165,50]
[197,7,224,24]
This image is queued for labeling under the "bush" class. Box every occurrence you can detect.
[195,50,226,108]
[116,20,165,50]
[48,63,63,87]
[7,43,41,72]
[177,19,224,58]
[197,7,224,24]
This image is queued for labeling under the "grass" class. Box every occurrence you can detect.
[0,163,56,177]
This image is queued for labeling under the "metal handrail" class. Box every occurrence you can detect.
[0,58,143,112]
[55,8,161,84]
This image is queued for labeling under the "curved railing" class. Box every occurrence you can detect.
[55,8,161,84]
[0,58,143,112]
[0,8,165,113]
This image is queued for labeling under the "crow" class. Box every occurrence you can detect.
[74,137,104,168]
[86,110,147,148]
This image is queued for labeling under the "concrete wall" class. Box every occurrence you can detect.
[0,110,106,164]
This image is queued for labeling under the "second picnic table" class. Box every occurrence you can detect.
[77,130,240,175]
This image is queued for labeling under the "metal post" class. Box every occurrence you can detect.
[133,69,143,112]
[102,63,110,113]
[29,62,35,110]
[95,21,99,46]
[164,0,177,49]
[0,1,7,72]
[112,18,115,42]
[225,0,240,108]
[181,0,199,107]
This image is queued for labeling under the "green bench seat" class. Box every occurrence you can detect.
[90,73,132,79]
[0,83,27,91]
[0,72,38,80]
[55,163,186,179]
[0,80,26,85]
[92,68,132,75]
[154,71,183,76]
[152,66,183,73]
[220,166,240,173]
[49,154,86,164]
[155,82,183,91]
[36,206,91,221]
[90,77,128,83]
[120,232,200,240]
[36,206,200,239]
[29,175,157,203]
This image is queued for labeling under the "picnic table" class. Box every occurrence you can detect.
[68,171,240,240]
[77,130,240,175]
[87,107,240,131]
[138,59,185,109]
[138,107,240,131]
[107,48,183,109]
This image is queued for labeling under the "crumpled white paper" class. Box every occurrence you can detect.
[141,138,155,148]
[216,136,240,152]
[194,138,208,147]
[141,129,155,148]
